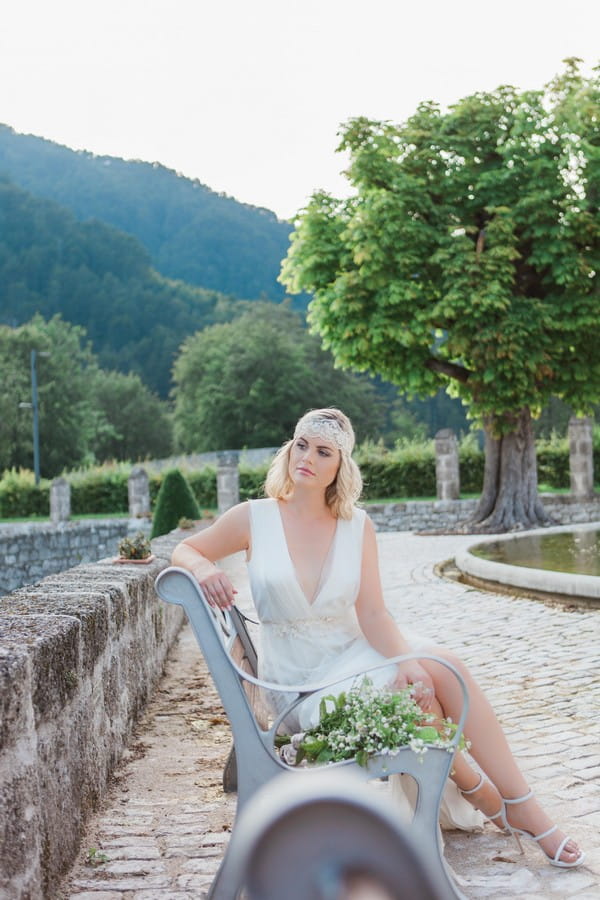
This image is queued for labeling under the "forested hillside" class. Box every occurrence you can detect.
[0,177,247,395]
[0,124,292,301]
[0,127,472,440]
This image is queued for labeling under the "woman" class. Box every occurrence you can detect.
[172,407,584,869]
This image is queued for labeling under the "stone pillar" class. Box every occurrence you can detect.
[128,466,151,518]
[568,416,594,498]
[50,477,71,523]
[435,429,460,500]
[217,451,239,515]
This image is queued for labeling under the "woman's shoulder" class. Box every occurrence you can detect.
[247,497,278,523]
[349,504,368,526]
[351,506,377,542]
[339,504,368,537]
[248,497,277,511]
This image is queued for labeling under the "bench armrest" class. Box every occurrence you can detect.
[231,652,469,749]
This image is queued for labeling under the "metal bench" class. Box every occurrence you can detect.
[155,566,468,899]
[225,769,455,899]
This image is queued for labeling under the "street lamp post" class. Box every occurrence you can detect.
[31,349,41,485]
[19,350,50,485]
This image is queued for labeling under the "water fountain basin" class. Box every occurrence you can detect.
[455,523,600,600]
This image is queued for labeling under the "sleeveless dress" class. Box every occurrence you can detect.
[246,497,484,832]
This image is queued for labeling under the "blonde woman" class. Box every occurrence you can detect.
[172,408,584,868]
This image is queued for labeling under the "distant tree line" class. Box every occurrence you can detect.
[0,177,247,396]
[4,306,583,482]
[0,176,472,461]
[1,121,586,486]
[0,124,293,301]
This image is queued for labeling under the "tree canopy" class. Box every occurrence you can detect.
[0,177,245,396]
[88,369,173,463]
[0,316,107,476]
[0,316,174,477]
[281,60,600,530]
[172,304,386,452]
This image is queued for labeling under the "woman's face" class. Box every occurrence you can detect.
[288,433,341,490]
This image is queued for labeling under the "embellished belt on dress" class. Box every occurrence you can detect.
[265,616,348,636]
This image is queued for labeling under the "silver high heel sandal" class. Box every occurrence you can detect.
[460,774,505,829]
[502,789,586,869]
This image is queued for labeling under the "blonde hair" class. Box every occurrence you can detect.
[264,408,362,519]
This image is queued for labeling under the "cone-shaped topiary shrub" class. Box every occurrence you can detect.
[150,469,201,538]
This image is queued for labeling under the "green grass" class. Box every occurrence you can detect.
[0,515,50,524]
[364,492,481,504]
[0,512,130,524]
[72,512,130,520]
[2,488,595,525]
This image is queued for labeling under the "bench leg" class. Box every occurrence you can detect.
[206,846,241,900]
[222,743,238,793]
[409,783,466,900]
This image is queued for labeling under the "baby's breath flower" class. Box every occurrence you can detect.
[281,677,464,767]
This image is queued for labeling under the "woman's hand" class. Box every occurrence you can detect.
[393,660,435,712]
[193,567,237,610]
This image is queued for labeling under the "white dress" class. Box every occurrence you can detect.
[247,498,484,832]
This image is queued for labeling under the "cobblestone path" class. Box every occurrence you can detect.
[60,531,600,899]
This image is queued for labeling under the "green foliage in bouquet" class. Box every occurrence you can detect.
[277,679,463,768]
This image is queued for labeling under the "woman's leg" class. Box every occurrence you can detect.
[426,694,505,828]
[420,649,583,865]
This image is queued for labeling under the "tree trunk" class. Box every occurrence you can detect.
[465,407,550,533]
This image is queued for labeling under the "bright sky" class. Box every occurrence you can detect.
[1,0,598,221]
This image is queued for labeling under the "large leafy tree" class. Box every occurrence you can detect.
[0,316,99,475]
[0,316,174,475]
[281,60,600,531]
[88,369,173,463]
[172,304,385,451]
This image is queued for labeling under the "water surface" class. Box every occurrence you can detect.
[471,529,600,577]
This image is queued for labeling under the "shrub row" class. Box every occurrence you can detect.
[0,463,269,518]
[1,432,598,518]
[0,469,51,517]
[355,440,486,499]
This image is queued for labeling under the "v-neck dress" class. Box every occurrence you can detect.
[248,498,420,730]
[246,498,484,833]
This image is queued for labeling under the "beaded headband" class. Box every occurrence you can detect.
[293,415,353,454]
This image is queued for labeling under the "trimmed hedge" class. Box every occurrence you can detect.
[0,469,50,517]
[356,439,485,499]
[537,437,571,489]
[71,470,129,514]
[1,430,598,518]
[356,440,434,500]
[240,465,268,501]
[150,469,201,538]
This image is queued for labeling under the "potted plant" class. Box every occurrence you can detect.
[114,531,154,564]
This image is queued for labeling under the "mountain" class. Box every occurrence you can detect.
[0,176,248,396]
[0,124,293,302]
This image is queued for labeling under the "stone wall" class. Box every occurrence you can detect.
[0,533,182,900]
[0,518,150,597]
[368,494,600,532]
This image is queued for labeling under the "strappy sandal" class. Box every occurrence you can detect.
[502,789,586,869]
[460,774,505,830]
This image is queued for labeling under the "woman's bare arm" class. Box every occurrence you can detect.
[170,501,250,608]
[355,516,434,707]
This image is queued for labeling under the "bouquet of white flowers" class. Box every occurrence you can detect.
[277,678,464,768]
